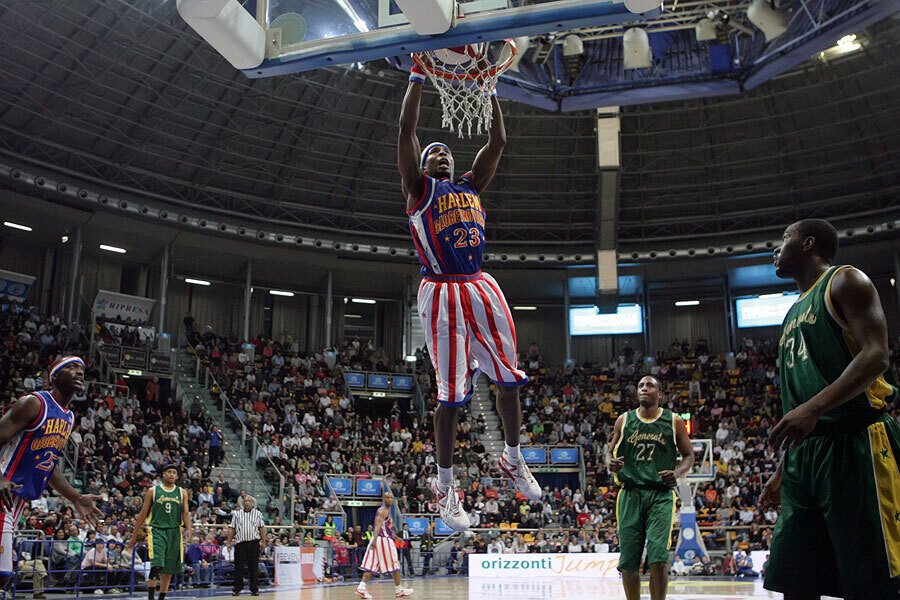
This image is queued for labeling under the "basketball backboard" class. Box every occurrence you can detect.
[242,0,661,77]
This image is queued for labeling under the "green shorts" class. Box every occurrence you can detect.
[147,526,184,575]
[764,415,900,600]
[615,486,677,572]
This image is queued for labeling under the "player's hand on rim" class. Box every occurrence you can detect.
[0,480,22,511]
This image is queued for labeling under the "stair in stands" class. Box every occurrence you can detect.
[174,350,283,516]
[471,376,505,459]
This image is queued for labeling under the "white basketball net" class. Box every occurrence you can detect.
[413,40,516,138]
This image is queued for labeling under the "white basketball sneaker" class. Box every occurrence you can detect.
[498,450,542,500]
[356,587,373,599]
[431,479,470,532]
[395,587,414,597]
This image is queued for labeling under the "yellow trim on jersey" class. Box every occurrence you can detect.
[797,266,834,302]
[867,422,900,578]
[666,490,678,550]
[823,265,852,330]
[612,412,628,486]
[636,407,663,424]
[179,528,184,563]
[146,526,154,560]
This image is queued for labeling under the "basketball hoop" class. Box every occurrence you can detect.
[412,39,517,137]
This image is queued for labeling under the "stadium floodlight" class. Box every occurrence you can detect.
[623,28,652,70]
[99,244,127,254]
[747,0,788,42]
[269,290,294,297]
[185,278,211,286]
[3,221,32,231]
[352,298,376,304]
[675,300,700,307]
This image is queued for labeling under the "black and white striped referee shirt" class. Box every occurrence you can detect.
[230,507,265,543]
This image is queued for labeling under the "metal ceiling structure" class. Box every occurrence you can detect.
[0,1,898,263]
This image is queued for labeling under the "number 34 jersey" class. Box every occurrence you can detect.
[408,173,486,276]
[778,265,897,434]
[613,408,678,489]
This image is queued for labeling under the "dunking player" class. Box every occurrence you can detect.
[762,219,899,599]
[356,490,413,599]
[399,62,541,531]
[0,356,103,588]
[608,375,694,600]
[126,464,191,600]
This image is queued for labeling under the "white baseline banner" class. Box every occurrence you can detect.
[468,553,620,578]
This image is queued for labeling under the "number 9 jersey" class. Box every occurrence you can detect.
[408,173,485,276]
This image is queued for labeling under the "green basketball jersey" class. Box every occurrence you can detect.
[147,484,183,529]
[779,265,897,434]
[613,407,678,488]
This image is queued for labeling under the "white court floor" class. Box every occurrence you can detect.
[216,576,842,600]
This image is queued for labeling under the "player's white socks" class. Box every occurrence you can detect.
[358,582,367,590]
[438,466,453,486]
[505,443,521,460]
[395,585,403,593]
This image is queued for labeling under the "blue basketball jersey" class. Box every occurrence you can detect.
[378,505,394,538]
[0,391,75,500]
[408,173,486,276]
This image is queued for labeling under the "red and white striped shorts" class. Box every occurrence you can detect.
[417,271,528,406]
[0,496,28,575]
[360,536,400,574]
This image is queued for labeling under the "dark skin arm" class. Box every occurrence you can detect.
[0,395,40,509]
[606,414,625,473]
[770,267,891,449]
[468,96,507,193]
[658,416,695,486]
[399,80,425,211]
[125,488,155,550]
[50,465,103,527]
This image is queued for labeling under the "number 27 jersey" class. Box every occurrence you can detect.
[407,173,486,276]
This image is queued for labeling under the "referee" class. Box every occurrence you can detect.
[227,496,265,596]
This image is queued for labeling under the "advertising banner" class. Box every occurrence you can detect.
[274,546,302,585]
[0,269,35,303]
[93,289,156,322]
[468,553,620,578]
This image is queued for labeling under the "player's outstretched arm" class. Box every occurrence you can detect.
[50,465,104,527]
[399,66,425,210]
[469,95,507,194]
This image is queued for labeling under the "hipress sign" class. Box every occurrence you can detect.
[468,553,620,578]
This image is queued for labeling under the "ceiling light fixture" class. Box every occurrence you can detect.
[99,244,127,254]
[513,306,538,311]
[345,314,362,319]
[269,290,294,297]
[185,278,211,286]
[759,292,784,299]
[675,300,700,307]
[3,221,32,231]
[352,298,376,304]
